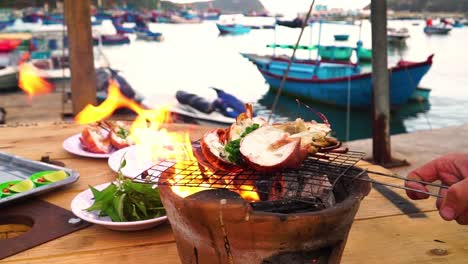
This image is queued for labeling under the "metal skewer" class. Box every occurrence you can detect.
[364,169,449,189]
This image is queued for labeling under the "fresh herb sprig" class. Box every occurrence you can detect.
[116,127,129,139]
[85,157,165,222]
[224,124,260,164]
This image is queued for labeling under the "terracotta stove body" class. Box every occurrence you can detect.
[159,172,370,264]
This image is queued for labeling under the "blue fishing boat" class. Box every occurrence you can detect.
[216,23,251,35]
[101,34,130,45]
[424,26,451,35]
[244,54,434,108]
[112,19,135,34]
[135,28,163,41]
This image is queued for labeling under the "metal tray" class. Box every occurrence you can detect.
[0,152,79,206]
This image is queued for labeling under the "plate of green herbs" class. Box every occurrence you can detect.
[71,159,167,231]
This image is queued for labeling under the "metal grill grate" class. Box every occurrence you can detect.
[131,151,367,211]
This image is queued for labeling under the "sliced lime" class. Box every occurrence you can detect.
[9,179,35,193]
[43,171,68,182]
[0,180,21,197]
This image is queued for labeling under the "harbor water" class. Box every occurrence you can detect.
[95,19,468,141]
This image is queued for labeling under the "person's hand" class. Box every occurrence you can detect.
[405,153,468,225]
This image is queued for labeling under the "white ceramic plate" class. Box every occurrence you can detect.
[71,182,167,231]
[62,133,113,159]
[108,145,158,178]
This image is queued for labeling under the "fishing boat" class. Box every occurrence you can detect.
[112,22,135,34]
[0,66,17,91]
[452,21,464,28]
[0,33,32,52]
[243,54,434,108]
[0,52,19,91]
[26,41,109,80]
[334,34,349,41]
[0,39,22,52]
[42,14,64,25]
[202,8,221,20]
[0,10,14,31]
[276,17,305,28]
[101,34,130,45]
[424,26,451,35]
[387,27,410,43]
[135,28,163,41]
[216,23,251,35]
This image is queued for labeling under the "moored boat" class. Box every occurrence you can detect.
[276,17,305,28]
[216,23,251,35]
[0,39,22,52]
[387,27,410,43]
[244,54,434,108]
[424,26,451,35]
[135,28,163,41]
[112,23,135,34]
[0,66,18,91]
[101,34,130,45]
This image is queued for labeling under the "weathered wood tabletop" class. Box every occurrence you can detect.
[0,123,467,264]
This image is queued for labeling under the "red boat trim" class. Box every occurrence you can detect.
[260,54,434,83]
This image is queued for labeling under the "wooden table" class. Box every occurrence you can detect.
[1,123,467,263]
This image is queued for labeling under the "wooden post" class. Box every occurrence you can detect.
[370,0,391,165]
[64,0,96,115]
[370,0,407,167]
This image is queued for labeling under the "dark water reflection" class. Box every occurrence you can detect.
[257,90,430,141]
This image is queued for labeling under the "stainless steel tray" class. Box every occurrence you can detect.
[0,152,79,206]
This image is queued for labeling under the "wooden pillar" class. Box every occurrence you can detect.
[371,0,391,165]
[64,0,96,115]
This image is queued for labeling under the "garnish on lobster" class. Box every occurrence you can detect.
[199,103,340,172]
[80,124,111,154]
[107,121,134,150]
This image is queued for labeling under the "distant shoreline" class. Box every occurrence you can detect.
[389,11,465,19]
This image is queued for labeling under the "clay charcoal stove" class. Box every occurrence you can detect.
[134,146,371,264]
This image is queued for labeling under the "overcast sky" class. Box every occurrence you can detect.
[259,0,371,16]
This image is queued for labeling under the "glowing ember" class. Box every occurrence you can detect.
[18,63,53,99]
[75,80,259,201]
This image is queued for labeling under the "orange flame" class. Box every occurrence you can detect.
[75,80,259,201]
[18,63,53,99]
[75,79,143,124]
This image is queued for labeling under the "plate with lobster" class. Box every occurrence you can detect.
[63,121,134,158]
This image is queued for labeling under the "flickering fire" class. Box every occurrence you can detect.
[76,80,259,201]
[18,63,53,98]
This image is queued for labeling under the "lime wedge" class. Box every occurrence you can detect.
[43,171,68,182]
[9,179,35,193]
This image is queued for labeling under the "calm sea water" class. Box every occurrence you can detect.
[95,19,468,141]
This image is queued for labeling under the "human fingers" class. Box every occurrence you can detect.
[439,178,468,222]
[455,211,468,225]
[436,188,448,210]
[405,174,430,200]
